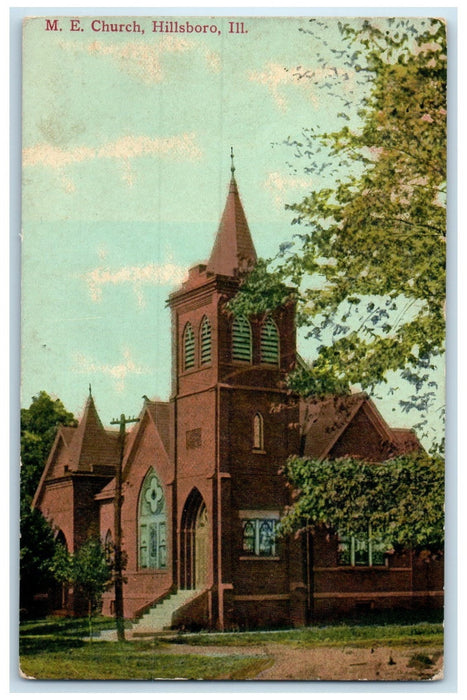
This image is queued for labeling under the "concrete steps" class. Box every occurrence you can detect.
[130,589,200,634]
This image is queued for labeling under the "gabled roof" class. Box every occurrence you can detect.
[66,395,120,472]
[32,395,120,510]
[391,428,422,454]
[300,393,421,460]
[207,175,257,278]
[300,394,366,460]
[95,398,173,502]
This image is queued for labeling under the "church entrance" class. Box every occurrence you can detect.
[180,489,209,590]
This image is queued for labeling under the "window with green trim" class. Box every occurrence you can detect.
[232,315,252,362]
[260,317,280,365]
[200,316,212,365]
[183,322,195,370]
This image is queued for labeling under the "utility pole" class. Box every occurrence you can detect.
[110,412,139,641]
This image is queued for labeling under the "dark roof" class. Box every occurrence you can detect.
[300,394,366,460]
[391,428,422,453]
[300,393,421,460]
[66,395,120,471]
[96,399,173,501]
[145,401,172,458]
[207,176,257,277]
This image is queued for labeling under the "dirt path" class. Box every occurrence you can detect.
[159,642,443,681]
[250,643,443,681]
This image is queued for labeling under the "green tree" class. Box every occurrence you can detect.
[231,19,446,552]
[280,451,444,553]
[51,538,112,640]
[21,391,77,504]
[232,18,446,445]
[20,392,77,613]
[19,508,58,613]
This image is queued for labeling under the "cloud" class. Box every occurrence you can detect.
[264,171,311,207]
[73,348,148,393]
[249,63,296,111]
[23,133,202,171]
[23,132,202,192]
[60,36,221,84]
[249,62,355,111]
[85,261,187,305]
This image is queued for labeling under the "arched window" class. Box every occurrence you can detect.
[138,468,167,570]
[183,322,195,370]
[232,315,252,362]
[104,529,113,565]
[253,412,264,451]
[200,316,212,365]
[260,317,280,365]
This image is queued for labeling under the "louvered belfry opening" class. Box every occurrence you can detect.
[232,315,252,362]
[183,322,195,370]
[200,316,212,365]
[260,317,280,365]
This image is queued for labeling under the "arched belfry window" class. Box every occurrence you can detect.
[232,315,252,362]
[200,316,212,365]
[260,317,280,365]
[253,412,264,451]
[183,322,195,370]
[138,468,167,570]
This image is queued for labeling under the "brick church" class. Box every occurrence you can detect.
[33,165,443,630]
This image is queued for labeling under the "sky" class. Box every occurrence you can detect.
[21,12,444,444]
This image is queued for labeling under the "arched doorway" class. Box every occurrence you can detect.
[180,490,209,590]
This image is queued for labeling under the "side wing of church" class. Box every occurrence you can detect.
[32,168,443,630]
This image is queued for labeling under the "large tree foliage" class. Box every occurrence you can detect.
[21,390,77,505]
[20,392,77,611]
[280,451,444,552]
[232,18,446,445]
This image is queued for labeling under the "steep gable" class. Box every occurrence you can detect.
[67,395,120,472]
[301,393,421,462]
[32,426,74,508]
[96,399,174,502]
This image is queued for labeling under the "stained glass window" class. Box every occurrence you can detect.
[139,468,167,569]
[338,528,390,566]
[241,518,278,556]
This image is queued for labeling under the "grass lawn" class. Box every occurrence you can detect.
[19,618,270,680]
[172,621,443,649]
[18,613,444,681]
[20,642,270,680]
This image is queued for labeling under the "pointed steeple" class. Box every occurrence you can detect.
[207,149,257,277]
[68,392,119,471]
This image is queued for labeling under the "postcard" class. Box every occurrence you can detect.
[20,13,446,681]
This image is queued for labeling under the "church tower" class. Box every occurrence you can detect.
[168,155,305,629]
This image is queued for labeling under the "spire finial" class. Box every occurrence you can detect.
[230,146,235,176]
[88,383,92,398]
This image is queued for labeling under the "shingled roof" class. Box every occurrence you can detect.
[95,398,173,502]
[207,175,257,278]
[66,394,120,472]
[32,394,120,509]
[300,393,421,460]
